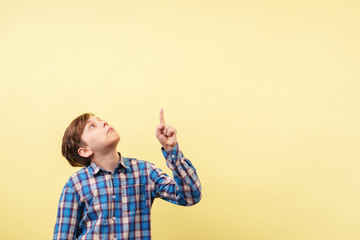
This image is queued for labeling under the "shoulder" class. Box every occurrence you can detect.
[125,157,155,171]
[124,157,163,178]
[64,167,91,190]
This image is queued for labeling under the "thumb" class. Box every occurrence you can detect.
[156,123,165,135]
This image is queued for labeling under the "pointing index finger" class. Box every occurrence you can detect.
[159,108,165,124]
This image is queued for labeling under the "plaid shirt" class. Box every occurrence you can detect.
[53,143,202,240]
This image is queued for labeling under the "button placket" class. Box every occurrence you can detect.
[121,187,128,217]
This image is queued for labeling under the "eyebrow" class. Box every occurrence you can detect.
[85,117,102,130]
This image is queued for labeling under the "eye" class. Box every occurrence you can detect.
[90,124,95,129]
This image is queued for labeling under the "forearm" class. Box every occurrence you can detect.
[161,143,202,205]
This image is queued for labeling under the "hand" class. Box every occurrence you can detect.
[155,108,178,151]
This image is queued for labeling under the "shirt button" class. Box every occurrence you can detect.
[172,155,175,158]
[112,195,116,199]
[112,217,116,222]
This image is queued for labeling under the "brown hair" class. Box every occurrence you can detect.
[61,112,95,167]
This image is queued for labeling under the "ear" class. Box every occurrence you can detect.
[78,147,93,158]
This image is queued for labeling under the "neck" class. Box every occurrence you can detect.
[91,148,120,173]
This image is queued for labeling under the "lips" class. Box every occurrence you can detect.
[107,127,114,134]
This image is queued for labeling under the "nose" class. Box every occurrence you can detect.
[102,120,108,127]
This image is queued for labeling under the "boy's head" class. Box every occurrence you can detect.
[61,113,120,167]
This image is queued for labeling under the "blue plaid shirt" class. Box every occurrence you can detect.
[53,143,202,240]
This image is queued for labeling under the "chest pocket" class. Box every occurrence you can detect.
[122,184,146,214]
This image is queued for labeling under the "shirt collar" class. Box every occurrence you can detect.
[87,152,128,175]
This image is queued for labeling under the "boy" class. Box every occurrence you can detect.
[53,109,202,240]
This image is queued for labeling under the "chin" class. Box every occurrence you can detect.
[115,134,120,142]
[113,135,120,144]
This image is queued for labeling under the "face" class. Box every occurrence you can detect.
[78,116,120,157]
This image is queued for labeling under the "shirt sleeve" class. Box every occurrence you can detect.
[150,142,202,206]
[53,182,82,240]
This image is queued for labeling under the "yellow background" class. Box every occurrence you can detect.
[0,1,359,239]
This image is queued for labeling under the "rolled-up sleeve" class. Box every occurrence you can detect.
[150,143,202,206]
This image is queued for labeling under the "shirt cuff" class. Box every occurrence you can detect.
[161,142,183,164]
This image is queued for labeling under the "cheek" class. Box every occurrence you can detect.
[87,134,103,146]
[80,133,91,146]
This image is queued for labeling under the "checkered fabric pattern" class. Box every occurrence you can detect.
[53,143,202,240]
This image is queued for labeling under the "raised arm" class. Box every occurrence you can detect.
[152,109,202,205]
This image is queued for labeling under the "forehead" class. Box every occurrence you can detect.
[88,116,101,121]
